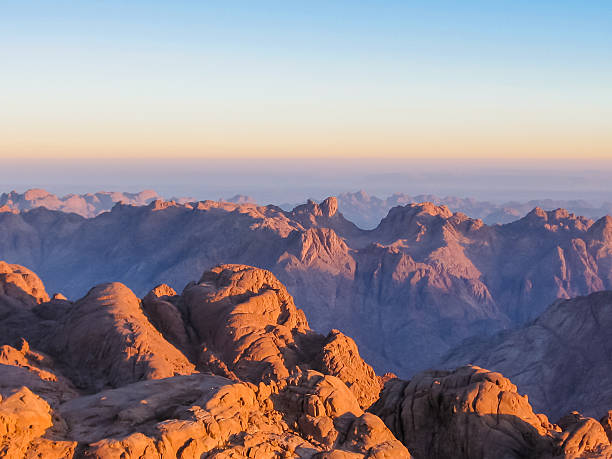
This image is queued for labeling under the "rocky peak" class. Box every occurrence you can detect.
[372,202,455,244]
[148,199,181,211]
[320,196,338,217]
[143,283,177,301]
[23,189,53,201]
[589,215,612,242]
[382,202,453,223]
[0,205,17,214]
[291,196,339,219]
[521,206,592,232]
[0,262,49,306]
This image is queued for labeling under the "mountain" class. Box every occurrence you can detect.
[5,187,612,229]
[1,197,612,378]
[226,194,257,204]
[0,189,163,217]
[1,261,611,458]
[441,290,612,420]
[336,190,612,228]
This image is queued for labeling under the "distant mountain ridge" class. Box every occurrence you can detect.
[4,188,612,228]
[336,190,612,228]
[1,195,612,379]
[0,189,163,218]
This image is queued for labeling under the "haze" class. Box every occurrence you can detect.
[2,158,612,206]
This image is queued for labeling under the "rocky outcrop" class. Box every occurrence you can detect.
[0,387,54,458]
[442,291,612,419]
[314,329,381,409]
[371,365,612,459]
[0,261,49,306]
[183,264,312,382]
[0,339,78,408]
[183,265,381,410]
[0,262,51,348]
[601,411,612,443]
[0,261,409,458]
[48,282,195,391]
[142,284,193,355]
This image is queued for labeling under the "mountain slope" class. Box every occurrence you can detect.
[441,290,612,420]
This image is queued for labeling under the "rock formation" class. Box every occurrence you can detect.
[47,282,196,391]
[0,261,406,458]
[0,260,611,458]
[371,365,612,459]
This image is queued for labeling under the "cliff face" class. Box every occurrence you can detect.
[1,261,610,458]
[1,198,612,376]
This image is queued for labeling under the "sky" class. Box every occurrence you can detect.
[1,1,611,162]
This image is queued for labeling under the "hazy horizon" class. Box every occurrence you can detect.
[3,157,612,206]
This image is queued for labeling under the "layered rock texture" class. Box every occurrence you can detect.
[2,196,612,378]
[1,261,611,458]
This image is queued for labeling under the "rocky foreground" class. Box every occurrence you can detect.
[1,261,612,458]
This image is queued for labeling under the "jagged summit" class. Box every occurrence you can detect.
[518,206,593,231]
[291,196,339,219]
[380,201,454,222]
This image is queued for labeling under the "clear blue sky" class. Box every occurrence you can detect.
[1,1,611,159]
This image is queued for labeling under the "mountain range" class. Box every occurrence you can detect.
[336,190,612,228]
[1,194,611,380]
[4,188,612,228]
